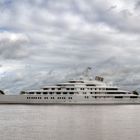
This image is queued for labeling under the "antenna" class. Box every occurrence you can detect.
[84,67,92,80]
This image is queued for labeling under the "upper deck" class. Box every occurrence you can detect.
[21,74,131,95]
[20,67,138,96]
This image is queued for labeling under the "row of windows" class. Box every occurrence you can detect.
[27,97,73,99]
[44,88,75,90]
[27,96,138,100]
[80,92,121,94]
[80,88,103,90]
[84,96,139,98]
[26,91,128,95]
[27,97,42,99]
[106,92,127,94]
[43,88,117,91]
[27,92,75,95]
[90,92,127,94]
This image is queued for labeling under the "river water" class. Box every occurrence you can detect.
[0,105,140,140]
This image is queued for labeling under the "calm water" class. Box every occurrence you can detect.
[0,105,140,140]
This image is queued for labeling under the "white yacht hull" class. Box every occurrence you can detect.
[0,95,140,104]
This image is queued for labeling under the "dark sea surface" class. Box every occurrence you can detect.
[0,105,140,140]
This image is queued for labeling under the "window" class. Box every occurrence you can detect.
[56,92,61,94]
[36,92,41,94]
[69,92,74,94]
[107,92,125,94]
[31,97,37,99]
[43,92,48,94]
[29,92,34,94]
[38,97,41,99]
[69,81,84,83]
[58,88,61,90]
[85,96,89,99]
[106,88,118,90]
[66,88,70,90]
[115,96,123,98]
[86,84,95,86]
[52,88,55,90]
[63,92,67,94]
[44,97,48,99]
[130,96,138,98]
[68,97,72,99]
[69,81,76,83]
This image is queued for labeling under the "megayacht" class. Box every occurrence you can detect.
[0,68,139,104]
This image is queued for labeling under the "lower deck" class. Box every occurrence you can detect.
[0,95,140,104]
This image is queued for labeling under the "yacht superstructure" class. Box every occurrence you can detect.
[0,68,139,104]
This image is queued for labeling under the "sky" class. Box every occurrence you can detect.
[0,0,140,94]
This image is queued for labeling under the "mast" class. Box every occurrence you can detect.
[84,67,92,80]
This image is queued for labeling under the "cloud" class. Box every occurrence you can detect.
[0,32,29,59]
[0,0,140,94]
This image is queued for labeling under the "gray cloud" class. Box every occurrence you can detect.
[135,0,140,9]
[0,32,29,59]
[0,0,140,94]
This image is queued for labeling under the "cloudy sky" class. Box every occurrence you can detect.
[0,0,140,94]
